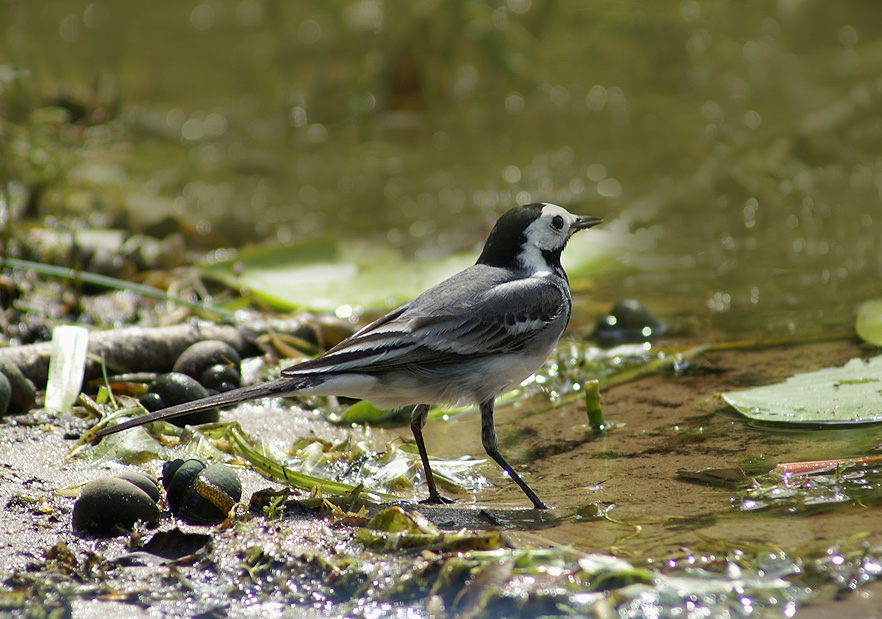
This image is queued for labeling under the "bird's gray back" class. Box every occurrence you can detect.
[282,264,572,406]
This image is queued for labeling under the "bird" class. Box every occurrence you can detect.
[95,203,602,509]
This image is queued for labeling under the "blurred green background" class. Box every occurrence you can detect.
[1,0,880,337]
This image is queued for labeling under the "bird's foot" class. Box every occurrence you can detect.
[419,492,455,505]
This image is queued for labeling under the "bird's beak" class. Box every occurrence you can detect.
[572,215,603,230]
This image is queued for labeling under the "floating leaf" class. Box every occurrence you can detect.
[200,237,469,311]
[200,229,629,312]
[856,299,882,346]
[721,355,882,424]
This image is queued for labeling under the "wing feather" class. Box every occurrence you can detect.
[282,266,569,377]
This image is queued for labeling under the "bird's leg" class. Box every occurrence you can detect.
[410,404,453,505]
[479,399,549,509]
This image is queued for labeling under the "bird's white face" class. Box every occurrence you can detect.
[476,201,600,273]
[517,203,582,272]
[524,203,582,248]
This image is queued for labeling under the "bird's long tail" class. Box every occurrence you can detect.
[94,377,304,437]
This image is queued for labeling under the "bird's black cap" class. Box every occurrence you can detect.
[477,204,546,268]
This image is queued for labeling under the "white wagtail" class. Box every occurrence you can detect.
[96,203,601,509]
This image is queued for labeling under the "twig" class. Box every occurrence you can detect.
[0,319,314,386]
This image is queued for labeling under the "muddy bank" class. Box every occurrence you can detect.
[2,336,881,616]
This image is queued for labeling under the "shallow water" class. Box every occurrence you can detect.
[3,1,880,339]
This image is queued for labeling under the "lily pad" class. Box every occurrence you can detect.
[856,299,882,346]
[200,237,470,311]
[721,355,882,424]
[199,229,627,312]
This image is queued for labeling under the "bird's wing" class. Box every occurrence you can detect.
[282,270,568,375]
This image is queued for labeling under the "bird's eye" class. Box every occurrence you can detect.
[551,215,564,230]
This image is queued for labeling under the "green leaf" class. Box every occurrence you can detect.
[199,229,629,312]
[721,355,882,424]
[200,236,472,311]
[329,400,409,425]
[355,505,506,551]
[856,299,882,346]
[216,422,401,501]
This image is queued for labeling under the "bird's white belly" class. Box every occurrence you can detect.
[299,348,553,409]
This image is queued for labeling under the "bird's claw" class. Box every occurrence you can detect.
[419,493,455,505]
